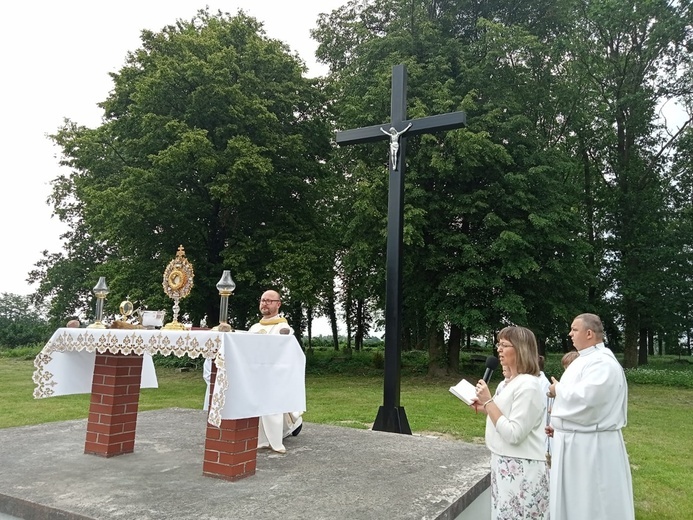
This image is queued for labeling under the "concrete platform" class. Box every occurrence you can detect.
[0,408,490,520]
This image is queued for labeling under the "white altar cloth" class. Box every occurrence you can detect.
[33,328,306,427]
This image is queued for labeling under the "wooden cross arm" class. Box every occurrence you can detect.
[406,111,466,136]
[336,123,390,146]
[335,111,466,146]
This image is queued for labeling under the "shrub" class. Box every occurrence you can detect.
[152,354,204,370]
[0,294,52,348]
[306,349,382,376]
[0,344,43,359]
[625,367,693,388]
[305,336,335,350]
[372,351,384,369]
[401,350,429,374]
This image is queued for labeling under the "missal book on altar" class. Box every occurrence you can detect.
[449,378,478,406]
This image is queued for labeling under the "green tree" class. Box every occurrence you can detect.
[0,293,51,348]
[561,0,692,366]
[315,0,590,373]
[664,126,693,354]
[30,9,333,332]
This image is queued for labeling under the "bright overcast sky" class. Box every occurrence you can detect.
[0,0,347,298]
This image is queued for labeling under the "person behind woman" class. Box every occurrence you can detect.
[472,326,549,519]
[561,349,579,369]
[538,355,551,396]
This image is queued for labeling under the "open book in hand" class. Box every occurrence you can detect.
[449,378,478,406]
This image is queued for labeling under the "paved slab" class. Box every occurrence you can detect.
[0,408,490,520]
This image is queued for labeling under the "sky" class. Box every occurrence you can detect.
[0,0,347,299]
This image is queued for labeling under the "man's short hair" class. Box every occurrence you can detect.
[265,289,282,301]
[575,313,604,337]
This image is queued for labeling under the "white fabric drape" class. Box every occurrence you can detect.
[33,328,306,428]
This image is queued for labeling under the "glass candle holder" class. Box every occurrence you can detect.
[215,270,236,330]
[88,277,110,329]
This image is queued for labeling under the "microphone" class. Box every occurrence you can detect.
[483,356,499,383]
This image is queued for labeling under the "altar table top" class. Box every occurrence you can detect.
[33,328,306,426]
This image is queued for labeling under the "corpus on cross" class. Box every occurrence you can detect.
[336,64,466,434]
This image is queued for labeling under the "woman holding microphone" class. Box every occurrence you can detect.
[472,325,549,519]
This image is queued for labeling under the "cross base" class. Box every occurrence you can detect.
[372,405,412,434]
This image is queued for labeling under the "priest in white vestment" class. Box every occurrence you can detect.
[248,290,303,453]
[203,290,304,453]
[547,313,635,520]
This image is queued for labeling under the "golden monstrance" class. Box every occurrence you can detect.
[162,245,194,330]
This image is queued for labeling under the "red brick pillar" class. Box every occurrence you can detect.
[203,417,259,481]
[203,358,259,480]
[84,352,143,457]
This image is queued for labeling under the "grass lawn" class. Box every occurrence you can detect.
[1,357,691,519]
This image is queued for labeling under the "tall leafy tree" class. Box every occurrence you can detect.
[561,0,692,366]
[315,0,590,373]
[31,9,333,331]
[665,126,693,354]
[0,293,51,347]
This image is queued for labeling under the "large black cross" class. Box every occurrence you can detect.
[336,64,466,434]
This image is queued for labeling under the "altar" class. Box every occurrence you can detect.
[33,327,306,481]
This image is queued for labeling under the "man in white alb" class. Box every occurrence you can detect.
[547,313,634,520]
[202,290,303,453]
[249,290,303,453]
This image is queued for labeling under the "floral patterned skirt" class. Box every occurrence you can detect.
[490,453,550,520]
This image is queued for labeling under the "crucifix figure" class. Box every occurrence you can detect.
[380,122,412,170]
[336,64,466,434]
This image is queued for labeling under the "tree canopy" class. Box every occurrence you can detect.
[31,9,333,332]
[30,2,693,369]
[0,293,51,348]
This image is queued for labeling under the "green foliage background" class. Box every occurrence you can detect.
[14,2,693,372]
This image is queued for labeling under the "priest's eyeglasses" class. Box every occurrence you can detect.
[260,299,280,304]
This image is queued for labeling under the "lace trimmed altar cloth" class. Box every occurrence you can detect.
[33,328,306,427]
